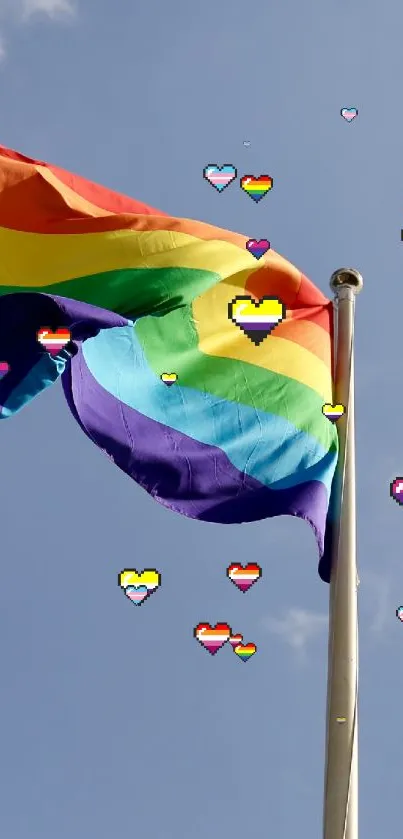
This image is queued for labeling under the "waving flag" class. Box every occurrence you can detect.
[0,145,338,581]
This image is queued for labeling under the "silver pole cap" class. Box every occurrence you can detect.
[329,268,363,295]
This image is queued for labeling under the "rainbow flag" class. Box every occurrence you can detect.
[0,145,338,582]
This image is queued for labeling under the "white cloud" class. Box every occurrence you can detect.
[20,0,76,20]
[262,608,328,659]
[0,0,77,64]
[262,573,392,667]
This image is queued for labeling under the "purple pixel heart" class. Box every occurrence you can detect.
[246,239,270,260]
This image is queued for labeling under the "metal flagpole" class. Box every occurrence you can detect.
[323,269,363,839]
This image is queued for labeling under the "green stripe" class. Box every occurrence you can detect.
[0,268,338,452]
[135,305,339,452]
[0,266,222,319]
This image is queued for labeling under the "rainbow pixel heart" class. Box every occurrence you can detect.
[0,361,10,380]
[228,295,286,345]
[194,622,232,655]
[246,239,270,260]
[118,568,161,605]
[203,164,237,192]
[37,327,71,356]
[160,373,178,386]
[227,563,262,592]
[234,642,257,662]
[240,175,273,202]
[322,404,345,422]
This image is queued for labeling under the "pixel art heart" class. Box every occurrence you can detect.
[340,108,358,122]
[234,642,257,662]
[228,295,286,345]
[322,404,345,422]
[124,585,149,605]
[37,328,71,356]
[390,478,403,506]
[227,563,262,592]
[118,569,161,605]
[246,239,270,260]
[160,373,178,386]
[229,633,243,649]
[203,165,237,192]
[240,175,273,202]
[194,622,232,655]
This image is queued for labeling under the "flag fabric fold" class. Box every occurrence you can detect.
[0,291,131,418]
[0,145,338,581]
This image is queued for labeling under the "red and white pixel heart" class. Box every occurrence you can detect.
[227,563,262,592]
[37,327,71,356]
[229,633,243,649]
[194,622,232,655]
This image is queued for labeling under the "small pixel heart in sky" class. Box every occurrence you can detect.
[203,165,237,192]
[390,478,403,506]
[194,622,232,655]
[340,107,358,122]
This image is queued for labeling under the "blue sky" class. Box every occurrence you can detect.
[0,0,401,836]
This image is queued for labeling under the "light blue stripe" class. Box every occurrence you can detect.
[82,325,337,492]
[0,352,69,418]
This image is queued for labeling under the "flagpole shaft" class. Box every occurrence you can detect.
[323,270,362,839]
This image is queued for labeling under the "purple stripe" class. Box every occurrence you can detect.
[61,347,330,579]
[238,322,274,330]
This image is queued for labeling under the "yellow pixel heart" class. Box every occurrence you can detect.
[228,295,286,345]
[161,373,178,386]
[119,569,161,590]
[118,569,161,605]
[322,403,345,422]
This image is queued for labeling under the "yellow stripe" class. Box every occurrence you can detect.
[0,225,258,287]
[193,281,333,399]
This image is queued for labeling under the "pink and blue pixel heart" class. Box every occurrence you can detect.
[124,585,149,605]
[340,107,358,122]
[203,164,237,192]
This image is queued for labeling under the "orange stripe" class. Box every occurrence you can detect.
[270,318,331,364]
[0,144,167,217]
[246,267,332,333]
[46,163,167,217]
